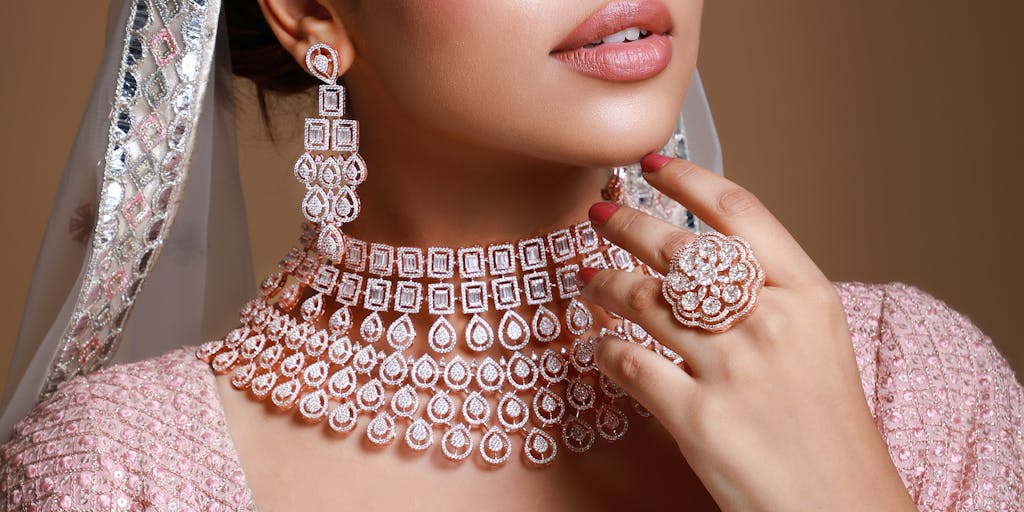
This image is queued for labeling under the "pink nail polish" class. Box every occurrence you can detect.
[640,153,672,173]
[575,267,600,288]
[588,202,618,226]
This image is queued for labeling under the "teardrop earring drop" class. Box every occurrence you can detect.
[296,43,365,263]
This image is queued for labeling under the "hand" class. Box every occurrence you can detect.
[576,155,917,512]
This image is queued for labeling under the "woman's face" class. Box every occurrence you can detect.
[329,0,703,167]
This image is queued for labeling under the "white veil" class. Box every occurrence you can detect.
[0,0,722,442]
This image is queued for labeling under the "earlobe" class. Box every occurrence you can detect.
[256,0,357,76]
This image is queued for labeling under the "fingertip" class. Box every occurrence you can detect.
[593,334,626,372]
[640,153,672,173]
[574,266,601,289]
[588,201,619,226]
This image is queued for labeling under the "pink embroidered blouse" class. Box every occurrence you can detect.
[2,282,1022,511]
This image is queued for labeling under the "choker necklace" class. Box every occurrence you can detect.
[196,221,686,468]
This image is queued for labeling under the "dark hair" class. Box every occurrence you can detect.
[224,0,322,136]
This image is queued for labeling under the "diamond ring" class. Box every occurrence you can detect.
[661,231,765,333]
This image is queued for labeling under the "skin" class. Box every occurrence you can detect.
[211,0,918,510]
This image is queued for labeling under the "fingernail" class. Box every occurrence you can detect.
[640,153,672,173]
[575,267,600,288]
[588,202,619,226]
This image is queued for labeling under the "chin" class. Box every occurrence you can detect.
[530,77,689,167]
[548,111,681,168]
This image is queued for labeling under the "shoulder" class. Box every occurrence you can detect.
[830,280,1023,405]
[0,345,255,511]
[831,280,1024,509]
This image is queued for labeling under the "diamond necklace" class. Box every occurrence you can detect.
[196,221,686,467]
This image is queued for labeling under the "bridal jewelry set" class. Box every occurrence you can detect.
[197,44,764,467]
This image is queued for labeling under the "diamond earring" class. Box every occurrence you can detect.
[295,43,366,263]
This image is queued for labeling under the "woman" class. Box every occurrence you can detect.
[1,0,1021,510]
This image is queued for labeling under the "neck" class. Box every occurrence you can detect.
[338,87,610,249]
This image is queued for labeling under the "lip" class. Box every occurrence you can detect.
[550,0,675,82]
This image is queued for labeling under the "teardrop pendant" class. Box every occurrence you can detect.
[427,316,457,353]
[523,427,557,466]
[300,293,325,323]
[366,411,397,446]
[565,298,593,335]
[496,392,529,431]
[479,426,512,466]
[441,423,473,461]
[411,354,440,388]
[531,305,561,342]
[379,350,408,385]
[595,403,629,442]
[532,386,565,427]
[497,310,530,350]
[305,43,340,84]
[465,314,494,351]
[360,311,383,342]
[332,185,360,223]
[386,313,416,350]
[404,418,433,450]
[343,152,367,185]
[506,352,538,390]
[476,357,504,391]
[293,152,317,185]
[301,185,330,223]
[328,307,351,332]
[442,355,472,390]
[318,156,344,188]
[560,415,596,453]
[327,401,358,433]
[352,343,377,374]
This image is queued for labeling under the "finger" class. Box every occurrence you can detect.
[639,155,827,289]
[588,202,695,276]
[578,266,718,370]
[594,334,695,431]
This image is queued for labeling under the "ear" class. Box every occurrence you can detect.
[256,0,357,76]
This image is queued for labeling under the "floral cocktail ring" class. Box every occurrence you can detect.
[661,231,766,333]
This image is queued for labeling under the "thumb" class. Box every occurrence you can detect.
[594,334,696,432]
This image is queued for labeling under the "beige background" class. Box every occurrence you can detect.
[1,1,1021,396]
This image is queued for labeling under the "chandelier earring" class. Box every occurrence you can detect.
[295,43,366,263]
